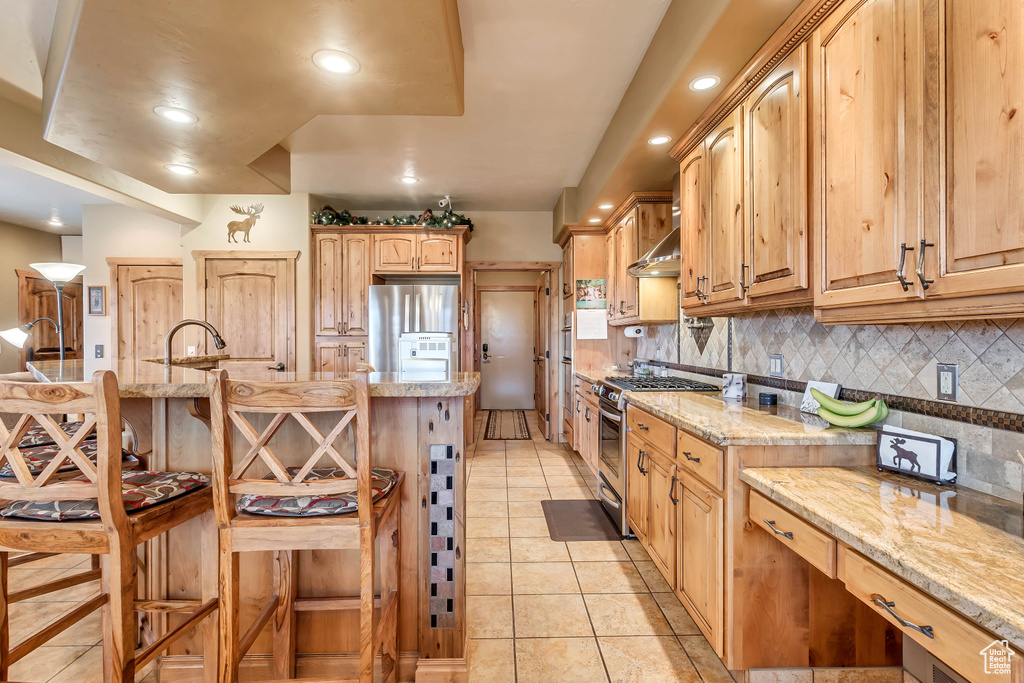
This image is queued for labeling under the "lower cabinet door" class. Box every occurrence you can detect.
[585,402,601,476]
[314,341,341,374]
[625,439,649,541]
[645,451,677,585]
[342,341,367,372]
[677,472,724,654]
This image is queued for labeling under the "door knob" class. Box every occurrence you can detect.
[268,362,285,372]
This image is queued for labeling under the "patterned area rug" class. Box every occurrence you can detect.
[484,410,531,440]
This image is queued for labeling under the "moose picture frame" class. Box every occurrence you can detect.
[876,427,957,484]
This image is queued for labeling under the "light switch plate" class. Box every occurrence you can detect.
[187,345,197,357]
[769,354,784,378]
[937,363,958,401]
[94,344,103,359]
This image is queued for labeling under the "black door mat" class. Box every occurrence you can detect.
[541,499,622,542]
[484,410,531,440]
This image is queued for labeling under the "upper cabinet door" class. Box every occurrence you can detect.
[341,234,370,336]
[923,0,1024,299]
[562,241,573,299]
[606,232,618,319]
[417,234,459,272]
[811,0,924,308]
[617,212,639,317]
[373,234,416,272]
[705,107,745,305]
[745,46,809,299]
[314,233,343,335]
[680,146,707,308]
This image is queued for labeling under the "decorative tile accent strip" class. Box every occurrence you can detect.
[428,444,456,629]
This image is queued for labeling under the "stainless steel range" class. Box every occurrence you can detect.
[595,374,719,536]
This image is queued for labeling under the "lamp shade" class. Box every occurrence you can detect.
[30,262,85,283]
[0,327,29,348]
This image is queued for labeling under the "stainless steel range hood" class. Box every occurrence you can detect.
[627,171,681,278]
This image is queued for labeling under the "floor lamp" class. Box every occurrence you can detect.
[0,262,86,366]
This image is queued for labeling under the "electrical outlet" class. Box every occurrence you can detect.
[937,363,958,401]
[769,354,784,378]
[187,345,197,357]
[94,344,103,359]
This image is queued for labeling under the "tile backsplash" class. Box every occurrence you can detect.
[638,307,1024,503]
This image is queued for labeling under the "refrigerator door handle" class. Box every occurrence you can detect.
[415,294,421,332]
[404,294,411,333]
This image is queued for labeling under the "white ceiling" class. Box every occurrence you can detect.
[0,162,113,234]
[289,0,671,211]
[0,0,55,109]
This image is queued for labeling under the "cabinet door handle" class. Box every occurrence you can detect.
[337,322,342,334]
[636,423,649,431]
[585,408,591,423]
[637,449,647,474]
[740,263,750,293]
[896,242,914,291]
[682,451,700,464]
[669,475,679,505]
[619,299,625,315]
[915,239,934,290]
[342,321,348,334]
[763,519,793,540]
[871,595,934,639]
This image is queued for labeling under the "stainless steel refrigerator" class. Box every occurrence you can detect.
[368,285,461,374]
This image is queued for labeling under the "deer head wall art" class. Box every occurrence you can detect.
[227,203,264,243]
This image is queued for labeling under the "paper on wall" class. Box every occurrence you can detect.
[576,309,608,340]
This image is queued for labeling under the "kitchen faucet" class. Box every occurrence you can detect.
[164,319,226,366]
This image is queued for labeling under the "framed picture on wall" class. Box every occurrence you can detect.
[87,286,106,316]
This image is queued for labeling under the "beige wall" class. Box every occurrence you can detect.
[476,271,545,286]
[463,211,560,263]
[0,221,64,373]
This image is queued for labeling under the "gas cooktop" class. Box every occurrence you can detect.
[603,376,719,392]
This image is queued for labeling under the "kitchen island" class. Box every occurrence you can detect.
[28,359,480,682]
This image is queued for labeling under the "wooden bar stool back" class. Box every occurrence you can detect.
[0,371,217,682]
[207,369,403,683]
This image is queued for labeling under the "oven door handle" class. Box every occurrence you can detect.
[598,407,622,423]
[598,479,621,510]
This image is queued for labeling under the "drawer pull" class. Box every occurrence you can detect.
[637,450,647,475]
[872,595,934,639]
[636,423,649,431]
[682,451,700,464]
[764,519,793,540]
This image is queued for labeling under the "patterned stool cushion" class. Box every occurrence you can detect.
[17,421,94,449]
[0,440,135,479]
[236,467,398,517]
[0,471,210,522]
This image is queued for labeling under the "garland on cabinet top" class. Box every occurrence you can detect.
[311,205,474,232]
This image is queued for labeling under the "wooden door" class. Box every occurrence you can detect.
[114,264,183,362]
[923,0,1024,299]
[746,46,809,298]
[202,255,295,374]
[562,242,573,299]
[705,106,745,305]
[313,233,343,336]
[625,438,648,542]
[16,271,82,366]
[534,273,547,428]
[417,234,459,272]
[617,212,639,317]
[811,0,924,308]
[341,341,367,372]
[341,234,370,335]
[314,341,342,374]
[646,451,677,584]
[678,472,723,653]
[680,147,707,308]
[605,232,617,321]
[373,235,416,272]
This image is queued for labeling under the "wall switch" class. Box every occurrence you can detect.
[769,354,784,378]
[94,345,103,359]
[937,363,958,401]
[187,346,197,357]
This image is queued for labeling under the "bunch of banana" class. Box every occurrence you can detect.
[809,387,888,428]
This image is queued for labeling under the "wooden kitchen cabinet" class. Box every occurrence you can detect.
[604,194,677,326]
[561,240,573,299]
[624,438,648,543]
[372,233,460,273]
[341,234,370,335]
[680,145,705,309]
[645,449,677,582]
[314,340,367,374]
[417,234,459,271]
[705,107,745,307]
[314,233,371,336]
[373,234,417,272]
[677,471,723,653]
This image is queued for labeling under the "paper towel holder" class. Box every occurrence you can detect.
[624,326,644,338]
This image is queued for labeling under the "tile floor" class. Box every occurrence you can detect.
[465,410,735,682]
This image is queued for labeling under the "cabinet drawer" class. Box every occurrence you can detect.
[676,430,723,491]
[841,547,1017,683]
[750,492,836,578]
[626,406,676,457]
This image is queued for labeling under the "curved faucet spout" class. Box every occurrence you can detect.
[164,319,226,366]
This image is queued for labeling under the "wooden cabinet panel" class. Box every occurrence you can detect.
[750,491,836,578]
[626,406,676,458]
[705,107,745,306]
[605,232,616,321]
[314,234,343,336]
[625,438,648,542]
[562,242,573,299]
[614,213,639,318]
[677,472,723,653]
[676,430,724,492]
[646,450,677,584]
[573,388,584,454]
[373,235,416,272]
[314,340,367,374]
[341,234,370,336]
[581,398,600,476]
[417,234,459,272]
[746,46,809,298]
[680,147,706,308]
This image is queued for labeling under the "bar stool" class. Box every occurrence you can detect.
[0,371,218,682]
[207,369,403,683]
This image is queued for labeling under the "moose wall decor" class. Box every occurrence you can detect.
[875,427,957,484]
[227,203,264,243]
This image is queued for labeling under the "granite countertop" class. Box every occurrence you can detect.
[27,360,480,399]
[140,354,230,365]
[741,466,1024,647]
[574,368,629,385]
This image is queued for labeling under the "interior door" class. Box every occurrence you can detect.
[534,273,549,429]
[16,270,82,367]
[479,290,535,410]
[203,256,294,374]
[115,264,183,362]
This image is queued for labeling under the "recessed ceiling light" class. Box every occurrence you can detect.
[598,204,613,210]
[154,106,198,124]
[400,176,419,184]
[648,135,672,146]
[690,75,720,91]
[164,163,197,176]
[47,218,63,227]
[313,50,360,74]
[588,218,602,224]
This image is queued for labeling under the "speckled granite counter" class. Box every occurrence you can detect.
[27,359,480,398]
[741,466,1024,647]
[573,368,628,385]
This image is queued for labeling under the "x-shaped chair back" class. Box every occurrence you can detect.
[207,369,374,526]
[0,372,126,526]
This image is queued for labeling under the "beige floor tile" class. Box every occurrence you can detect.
[748,670,813,683]
[467,595,514,638]
[506,466,541,477]
[585,593,673,636]
[515,638,609,683]
[467,500,509,518]
[512,562,580,594]
[468,638,515,682]
[598,636,701,682]
[513,594,594,637]
[811,668,902,683]
[566,541,631,562]
[507,500,547,517]
[470,465,508,475]
[654,592,702,635]
[635,561,674,593]
[507,476,548,488]
[549,486,595,499]
[541,464,580,476]
[476,441,507,452]
[510,538,570,562]
[545,474,587,487]
[622,539,652,562]
[467,537,511,563]
[467,516,509,538]
[507,488,551,502]
[471,453,506,462]
[573,561,649,594]
[504,458,540,467]
[468,476,508,489]
[9,645,92,682]
[509,516,551,538]
[467,562,512,596]
[466,487,508,502]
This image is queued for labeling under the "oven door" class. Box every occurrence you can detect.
[597,401,622,491]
